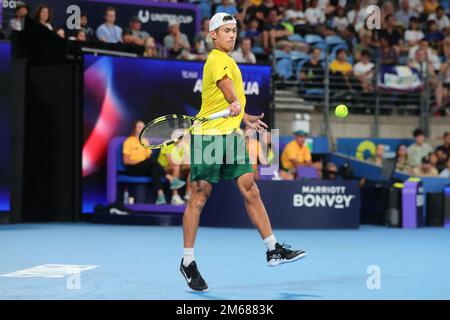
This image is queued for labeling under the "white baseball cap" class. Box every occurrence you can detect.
[209,12,237,32]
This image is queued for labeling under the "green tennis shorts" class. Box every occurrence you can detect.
[190,133,254,184]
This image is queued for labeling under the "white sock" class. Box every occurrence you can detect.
[183,248,195,267]
[263,235,277,251]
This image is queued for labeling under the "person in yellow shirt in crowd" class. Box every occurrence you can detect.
[122,120,186,205]
[281,130,312,176]
[158,129,191,204]
[329,48,353,90]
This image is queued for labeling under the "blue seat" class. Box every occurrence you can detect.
[304,34,325,45]
[325,35,346,47]
[288,34,304,42]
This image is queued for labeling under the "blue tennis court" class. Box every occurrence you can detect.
[1,223,449,300]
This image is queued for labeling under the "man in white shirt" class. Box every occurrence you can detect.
[428,6,450,31]
[231,38,256,64]
[354,49,375,92]
[408,39,441,71]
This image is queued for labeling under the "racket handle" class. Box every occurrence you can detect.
[208,109,231,120]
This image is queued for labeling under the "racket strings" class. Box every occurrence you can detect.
[140,116,192,147]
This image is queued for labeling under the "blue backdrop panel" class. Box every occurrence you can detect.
[201,180,360,229]
[0,41,11,212]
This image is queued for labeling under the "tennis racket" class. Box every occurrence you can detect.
[139,109,231,149]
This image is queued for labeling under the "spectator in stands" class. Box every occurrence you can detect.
[216,0,238,15]
[122,121,186,205]
[437,131,450,154]
[281,130,312,174]
[284,6,306,36]
[408,48,445,112]
[323,162,338,180]
[434,146,449,172]
[8,2,28,34]
[412,155,439,177]
[396,0,418,29]
[407,128,434,168]
[409,39,441,71]
[305,0,334,36]
[80,13,94,40]
[331,6,349,33]
[232,38,257,63]
[439,156,450,177]
[353,49,374,92]
[347,0,367,32]
[143,37,157,58]
[395,144,411,174]
[380,37,399,66]
[164,20,191,59]
[75,30,86,42]
[194,18,214,56]
[123,16,150,46]
[428,6,450,31]
[157,130,191,204]
[368,144,384,166]
[55,27,65,39]
[34,4,53,31]
[423,0,440,16]
[381,1,395,27]
[329,48,353,90]
[300,47,324,89]
[409,0,424,16]
[355,21,377,60]
[404,17,425,48]
[378,14,402,53]
[243,18,262,47]
[262,8,292,52]
[96,7,123,43]
[425,20,445,52]
[258,0,280,18]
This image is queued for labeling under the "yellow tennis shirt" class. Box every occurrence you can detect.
[122,136,151,163]
[193,48,246,135]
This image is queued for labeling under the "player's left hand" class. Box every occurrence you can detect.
[243,113,268,132]
[229,101,242,117]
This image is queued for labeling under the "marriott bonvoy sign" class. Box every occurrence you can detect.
[293,185,356,209]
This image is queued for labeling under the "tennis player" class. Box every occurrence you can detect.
[180,13,306,291]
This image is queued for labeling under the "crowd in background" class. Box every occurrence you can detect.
[2,0,450,187]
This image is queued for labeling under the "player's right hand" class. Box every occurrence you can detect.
[229,101,241,117]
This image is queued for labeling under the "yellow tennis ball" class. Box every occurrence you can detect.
[335,104,348,118]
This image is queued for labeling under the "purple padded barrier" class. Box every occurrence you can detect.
[402,180,418,228]
[125,203,185,213]
[107,137,126,204]
[296,166,319,179]
[258,165,275,180]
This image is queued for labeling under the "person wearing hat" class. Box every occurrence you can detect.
[280,129,312,172]
[123,16,150,46]
[8,2,29,34]
[163,20,191,59]
[412,155,439,177]
[180,12,306,292]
